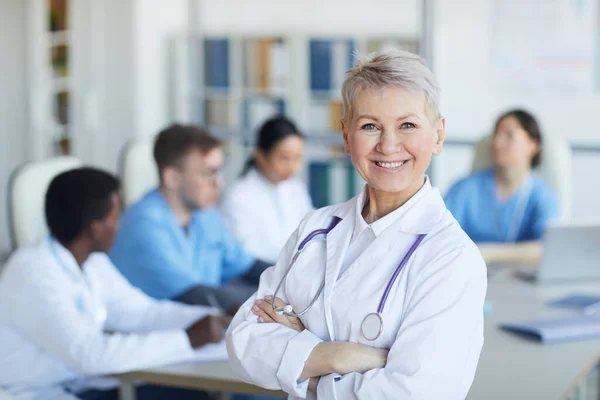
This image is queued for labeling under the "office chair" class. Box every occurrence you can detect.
[7,156,83,250]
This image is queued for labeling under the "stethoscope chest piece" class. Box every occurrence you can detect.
[361,312,383,341]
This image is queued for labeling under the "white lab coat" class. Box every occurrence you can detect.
[220,168,314,263]
[0,238,217,400]
[226,180,487,399]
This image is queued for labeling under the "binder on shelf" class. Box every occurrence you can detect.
[349,167,365,197]
[258,39,271,92]
[243,40,259,90]
[269,39,288,94]
[204,38,230,89]
[205,98,237,128]
[329,101,343,132]
[309,39,355,94]
[243,38,288,96]
[309,162,330,209]
[310,40,332,92]
[308,160,363,208]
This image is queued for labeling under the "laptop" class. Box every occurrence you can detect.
[517,221,600,283]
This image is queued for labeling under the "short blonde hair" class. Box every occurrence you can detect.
[341,50,441,123]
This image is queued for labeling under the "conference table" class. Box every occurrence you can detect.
[116,265,600,400]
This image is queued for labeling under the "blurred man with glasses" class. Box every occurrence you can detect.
[110,125,270,314]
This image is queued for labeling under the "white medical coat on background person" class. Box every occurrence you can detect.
[226,179,487,400]
[220,167,314,263]
[0,238,218,400]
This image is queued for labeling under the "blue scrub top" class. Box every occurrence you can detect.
[109,190,256,300]
[444,169,559,243]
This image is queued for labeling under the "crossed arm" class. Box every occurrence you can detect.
[226,225,486,399]
[252,296,389,392]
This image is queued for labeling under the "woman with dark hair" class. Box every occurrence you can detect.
[221,117,313,264]
[444,109,559,262]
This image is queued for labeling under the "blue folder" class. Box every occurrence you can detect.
[500,316,600,344]
[548,295,600,314]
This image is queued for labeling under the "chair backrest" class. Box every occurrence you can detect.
[119,135,248,207]
[119,136,159,207]
[471,135,572,218]
[7,156,83,250]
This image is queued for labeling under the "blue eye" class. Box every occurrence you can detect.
[401,122,416,129]
[361,123,378,131]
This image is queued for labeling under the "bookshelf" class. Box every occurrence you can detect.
[199,36,293,138]
[49,0,72,156]
[172,33,419,206]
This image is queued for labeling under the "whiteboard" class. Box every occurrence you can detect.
[432,0,600,145]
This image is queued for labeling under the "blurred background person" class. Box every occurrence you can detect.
[444,109,559,263]
[0,167,229,400]
[110,125,271,313]
[221,117,313,264]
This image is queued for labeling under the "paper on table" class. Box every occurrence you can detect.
[189,340,229,363]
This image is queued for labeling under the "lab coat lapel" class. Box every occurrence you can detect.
[323,202,355,340]
[395,187,447,235]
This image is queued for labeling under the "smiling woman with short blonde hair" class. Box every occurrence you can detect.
[227,50,487,400]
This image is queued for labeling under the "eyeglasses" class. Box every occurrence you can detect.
[199,167,222,180]
[175,164,223,181]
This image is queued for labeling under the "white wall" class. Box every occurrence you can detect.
[0,0,30,255]
[127,0,423,141]
[433,0,600,143]
[197,0,421,35]
[134,0,189,138]
[76,0,137,173]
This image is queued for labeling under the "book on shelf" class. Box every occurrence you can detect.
[204,38,230,89]
[243,38,288,96]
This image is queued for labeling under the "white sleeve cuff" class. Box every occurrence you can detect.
[317,373,340,399]
[276,329,323,397]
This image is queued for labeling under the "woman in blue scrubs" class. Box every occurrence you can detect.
[444,109,559,262]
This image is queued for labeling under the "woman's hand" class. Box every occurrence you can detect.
[252,295,305,332]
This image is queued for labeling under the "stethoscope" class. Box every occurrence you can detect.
[496,176,532,243]
[272,217,426,341]
[49,237,107,325]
